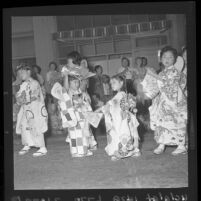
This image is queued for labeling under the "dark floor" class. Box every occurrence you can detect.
[13,132,188,190]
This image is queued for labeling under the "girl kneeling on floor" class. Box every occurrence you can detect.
[15,64,48,157]
[96,74,141,161]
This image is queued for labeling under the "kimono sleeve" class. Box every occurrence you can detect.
[15,82,27,105]
[83,92,91,105]
[30,81,41,102]
[127,94,137,113]
[38,74,45,85]
[179,72,187,91]
[100,101,111,115]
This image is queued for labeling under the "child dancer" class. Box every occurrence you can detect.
[181,46,187,95]
[13,66,23,131]
[181,46,188,150]
[96,74,141,161]
[148,46,187,155]
[51,52,98,157]
[15,64,48,157]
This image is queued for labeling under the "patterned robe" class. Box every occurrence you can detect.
[16,78,48,147]
[149,65,187,146]
[13,82,21,123]
[56,87,97,156]
[101,91,139,159]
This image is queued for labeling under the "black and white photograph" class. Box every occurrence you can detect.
[3,3,196,199]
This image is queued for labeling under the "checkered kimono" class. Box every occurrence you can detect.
[58,88,97,156]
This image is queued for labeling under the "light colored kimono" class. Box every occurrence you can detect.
[12,80,21,123]
[16,78,48,147]
[149,65,187,146]
[52,85,97,156]
[101,91,140,159]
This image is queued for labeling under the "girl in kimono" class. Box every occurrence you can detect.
[181,46,188,150]
[181,46,187,93]
[15,64,48,157]
[96,75,141,161]
[51,52,98,157]
[148,46,187,155]
[13,66,23,128]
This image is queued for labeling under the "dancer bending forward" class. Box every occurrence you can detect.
[96,74,141,161]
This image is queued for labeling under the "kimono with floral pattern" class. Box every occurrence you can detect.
[16,78,48,147]
[149,65,187,146]
[101,91,139,159]
[13,82,21,123]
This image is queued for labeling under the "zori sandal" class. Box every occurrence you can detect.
[72,154,84,158]
[18,146,30,155]
[111,156,120,161]
[153,144,165,155]
[86,150,93,156]
[171,146,187,156]
[131,148,141,157]
[33,148,47,157]
[90,145,97,151]
[33,151,47,157]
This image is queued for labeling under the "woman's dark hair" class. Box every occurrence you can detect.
[67,51,82,66]
[160,46,178,63]
[32,65,41,74]
[141,57,148,67]
[48,61,58,71]
[121,57,130,67]
[103,74,110,81]
[68,75,80,83]
[111,74,126,92]
[135,57,143,66]
[18,63,39,81]
[94,65,103,73]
